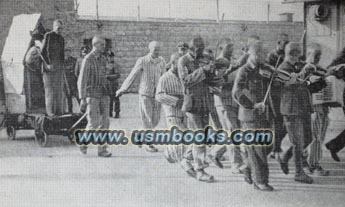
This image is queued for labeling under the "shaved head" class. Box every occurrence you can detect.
[149,41,160,50]
[148,41,161,58]
[92,36,105,53]
[92,36,104,46]
[53,19,64,34]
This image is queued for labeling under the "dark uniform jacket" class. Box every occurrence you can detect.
[279,61,313,116]
[64,56,78,96]
[105,62,121,96]
[232,61,269,122]
[178,53,213,114]
[41,31,64,67]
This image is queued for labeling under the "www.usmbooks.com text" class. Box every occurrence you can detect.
[74,126,273,146]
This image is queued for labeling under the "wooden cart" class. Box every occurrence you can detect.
[1,13,87,147]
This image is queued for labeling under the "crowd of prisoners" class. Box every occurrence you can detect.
[24,19,345,191]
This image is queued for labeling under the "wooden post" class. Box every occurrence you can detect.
[267,1,270,23]
[216,0,220,22]
[137,5,140,21]
[96,0,99,21]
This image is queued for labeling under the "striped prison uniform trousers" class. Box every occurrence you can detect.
[118,54,166,129]
[308,104,329,167]
[155,70,186,162]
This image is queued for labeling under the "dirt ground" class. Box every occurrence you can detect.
[0,94,345,207]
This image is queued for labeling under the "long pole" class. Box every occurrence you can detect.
[96,0,99,21]
[216,0,220,22]
[214,13,225,59]
[263,56,281,104]
[267,1,270,23]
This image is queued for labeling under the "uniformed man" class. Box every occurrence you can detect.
[64,47,78,113]
[106,51,121,118]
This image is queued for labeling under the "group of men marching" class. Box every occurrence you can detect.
[113,31,345,191]
[25,19,345,192]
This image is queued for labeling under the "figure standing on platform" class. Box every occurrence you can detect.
[23,30,46,112]
[41,19,66,116]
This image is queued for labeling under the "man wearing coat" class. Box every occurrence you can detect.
[177,36,216,182]
[41,19,66,116]
[78,36,112,157]
[232,40,273,191]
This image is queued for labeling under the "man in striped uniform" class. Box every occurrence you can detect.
[156,54,186,163]
[212,39,246,173]
[303,43,330,176]
[116,41,166,152]
[177,36,216,182]
[78,36,112,157]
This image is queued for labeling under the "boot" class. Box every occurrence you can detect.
[295,173,313,184]
[196,169,214,183]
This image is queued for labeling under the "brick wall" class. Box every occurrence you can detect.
[0,0,303,100]
[0,0,304,94]
[69,19,304,92]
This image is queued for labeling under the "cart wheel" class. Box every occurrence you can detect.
[34,130,50,147]
[67,134,75,144]
[6,126,16,140]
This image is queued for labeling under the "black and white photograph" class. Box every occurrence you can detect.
[0,0,345,206]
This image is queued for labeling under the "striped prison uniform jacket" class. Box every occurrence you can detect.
[118,54,166,97]
[156,69,184,118]
[119,54,166,129]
